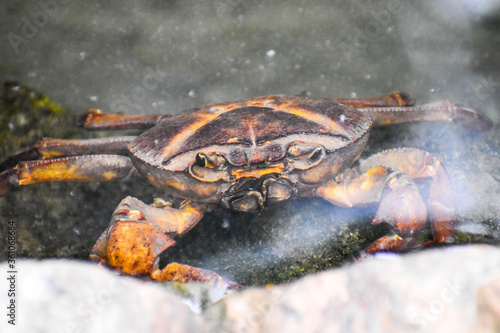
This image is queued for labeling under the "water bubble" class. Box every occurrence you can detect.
[266,49,276,58]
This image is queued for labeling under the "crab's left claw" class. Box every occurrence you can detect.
[315,148,457,253]
[90,196,242,289]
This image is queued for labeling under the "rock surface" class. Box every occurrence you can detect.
[1,259,205,333]
[1,245,500,332]
[207,245,500,332]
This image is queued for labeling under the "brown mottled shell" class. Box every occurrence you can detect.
[129,95,371,171]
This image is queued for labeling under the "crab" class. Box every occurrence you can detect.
[0,91,492,287]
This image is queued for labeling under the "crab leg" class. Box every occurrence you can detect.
[0,154,135,196]
[315,148,456,252]
[80,109,163,130]
[331,91,492,131]
[359,100,493,131]
[331,91,414,108]
[0,136,135,170]
[91,196,241,289]
[0,135,138,195]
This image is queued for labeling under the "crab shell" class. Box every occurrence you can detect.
[129,95,372,211]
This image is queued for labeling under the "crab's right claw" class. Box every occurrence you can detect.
[90,217,176,276]
[91,196,242,289]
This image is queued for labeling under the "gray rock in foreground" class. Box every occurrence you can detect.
[2,245,500,333]
[207,245,500,332]
[1,260,205,333]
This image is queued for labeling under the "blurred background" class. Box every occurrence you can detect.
[2,0,499,117]
[1,0,499,284]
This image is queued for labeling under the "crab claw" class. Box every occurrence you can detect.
[367,170,427,252]
[90,196,242,289]
[372,172,427,234]
[90,212,176,276]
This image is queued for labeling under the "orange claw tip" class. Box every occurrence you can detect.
[365,234,404,254]
[77,108,102,127]
[389,91,415,107]
[112,208,145,220]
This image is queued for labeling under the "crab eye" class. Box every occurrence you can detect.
[309,147,324,161]
[287,142,326,170]
[196,153,207,167]
[194,152,226,169]
[189,153,226,182]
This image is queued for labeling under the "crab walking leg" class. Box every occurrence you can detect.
[360,100,493,131]
[90,197,241,289]
[0,155,135,196]
[315,165,427,251]
[358,148,456,244]
[0,136,135,171]
[330,91,415,108]
[80,109,163,130]
[152,263,242,289]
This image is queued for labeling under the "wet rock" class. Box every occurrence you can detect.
[2,245,499,332]
[0,260,205,333]
[475,279,500,332]
[206,245,500,332]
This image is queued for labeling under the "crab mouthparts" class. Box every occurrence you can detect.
[231,163,285,180]
[222,174,295,213]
